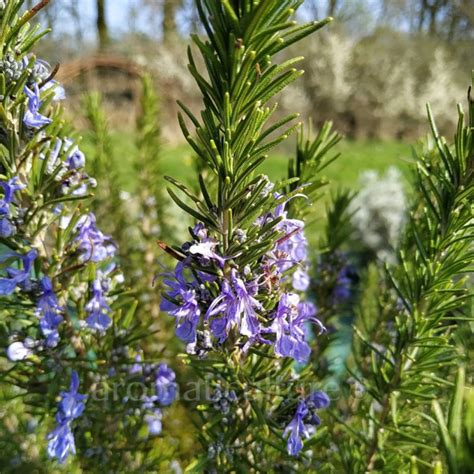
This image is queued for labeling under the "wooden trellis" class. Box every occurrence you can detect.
[56,55,144,128]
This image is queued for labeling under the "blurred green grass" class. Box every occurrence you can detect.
[81,131,414,193]
[80,132,414,245]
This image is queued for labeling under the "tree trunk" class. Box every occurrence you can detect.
[68,0,83,43]
[97,0,109,50]
[418,0,428,31]
[327,0,339,17]
[428,3,438,35]
[162,0,178,43]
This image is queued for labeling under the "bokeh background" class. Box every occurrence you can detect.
[30,0,473,201]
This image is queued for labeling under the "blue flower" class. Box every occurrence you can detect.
[305,391,330,424]
[270,293,324,364]
[205,279,235,343]
[37,277,63,347]
[333,265,356,302]
[155,363,178,406]
[206,270,262,344]
[292,267,310,292]
[265,200,310,291]
[161,262,201,343]
[0,176,25,237]
[0,176,24,208]
[47,423,76,464]
[47,371,86,464]
[41,79,66,101]
[0,218,15,238]
[275,202,308,262]
[188,240,225,266]
[284,400,308,456]
[23,84,51,128]
[56,371,87,424]
[85,276,112,332]
[6,341,32,361]
[64,139,86,170]
[145,409,162,436]
[284,391,329,456]
[0,249,37,295]
[75,213,116,262]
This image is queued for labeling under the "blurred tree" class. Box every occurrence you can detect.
[140,0,184,40]
[445,0,474,41]
[418,0,474,39]
[162,0,181,41]
[327,0,340,16]
[177,0,200,33]
[97,0,109,50]
[417,0,446,34]
[68,0,83,43]
[304,0,373,27]
[380,0,474,39]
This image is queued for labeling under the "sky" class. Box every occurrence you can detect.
[46,0,387,44]
[47,0,164,41]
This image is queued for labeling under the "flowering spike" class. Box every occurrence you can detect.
[159,0,333,467]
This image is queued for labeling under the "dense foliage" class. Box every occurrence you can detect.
[0,1,472,473]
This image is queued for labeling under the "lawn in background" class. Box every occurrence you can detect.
[82,132,413,191]
[169,140,414,185]
[81,131,413,243]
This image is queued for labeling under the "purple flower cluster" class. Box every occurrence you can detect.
[64,139,86,170]
[0,249,36,295]
[270,293,323,364]
[160,261,201,343]
[316,253,358,305]
[112,346,178,438]
[129,361,178,436]
[284,391,330,456]
[47,371,87,464]
[155,363,178,406]
[0,177,25,237]
[265,200,310,291]
[22,58,66,129]
[85,274,112,332]
[161,215,323,363]
[24,84,52,129]
[206,270,262,345]
[41,138,93,197]
[161,196,324,363]
[144,363,178,435]
[20,60,92,200]
[37,277,64,347]
[161,261,266,351]
[75,213,116,263]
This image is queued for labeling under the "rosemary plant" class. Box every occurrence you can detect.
[332,93,474,472]
[1,0,472,472]
[159,1,335,470]
[0,1,178,470]
[82,91,128,248]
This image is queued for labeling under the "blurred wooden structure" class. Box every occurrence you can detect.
[56,55,144,129]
